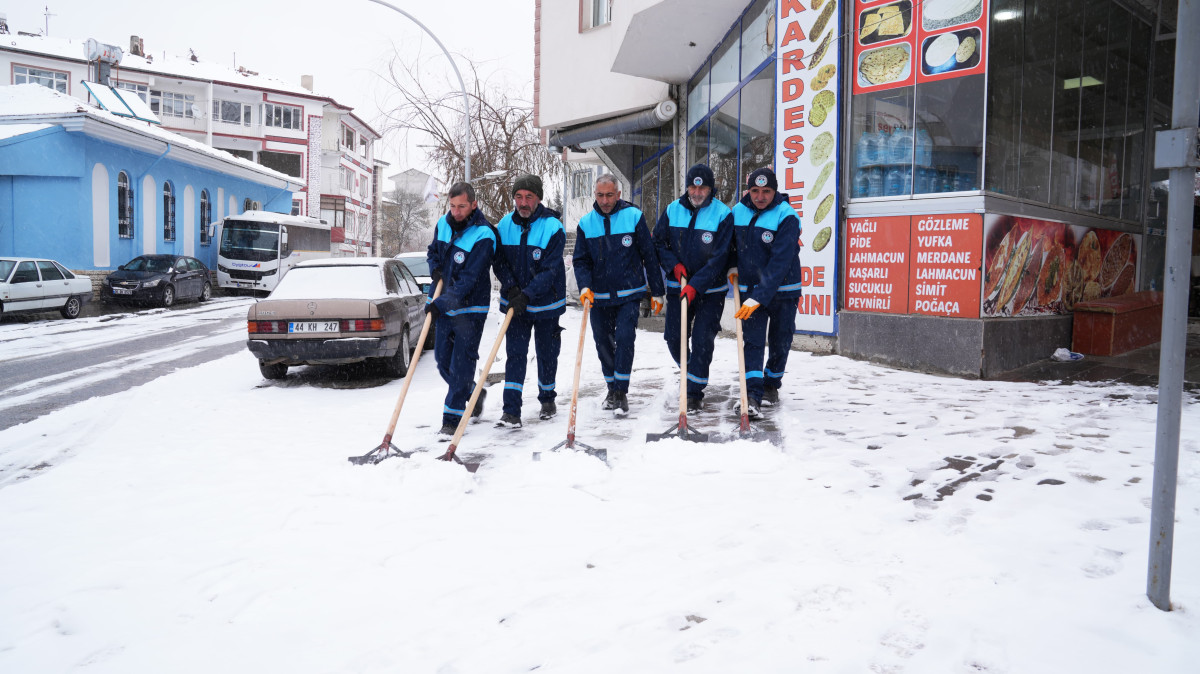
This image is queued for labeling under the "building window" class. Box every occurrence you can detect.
[244,198,254,213]
[264,102,303,130]
[259,150,302,178]
[117,171,134,238]
[163,182,176,241]
[582,0,611,30]
[116,81,149,101]
[213,100,252,126]
[291,199,303,216]
[14,65,68,93]
[359,172,368,198]
[359,135,370,157]
[342,125,355,149]
[152,90,195,118]
[570,169,593,199]
[200,190,211,244]
[341,166,354,191]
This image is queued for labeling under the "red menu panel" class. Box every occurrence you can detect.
[908,213,983,318]
[852,0,916,95]
[915,0,988,84]
[845,216,910,314]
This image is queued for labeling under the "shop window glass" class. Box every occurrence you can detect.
[710,29,741,108]
[688,119,710,171]
[688,69,710,130]
[1016,0,1058,203]
[1050,0,1086,209]
[1122,19,1151,221]
[916,75,985,194]
[740,0,773,79]
[849,88,914,198]
[641,162,659,223]
[710,94,740,206]
[739,67,775,189]
[984,0,1023,196]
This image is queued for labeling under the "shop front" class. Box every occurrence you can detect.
[839,0,1159,376]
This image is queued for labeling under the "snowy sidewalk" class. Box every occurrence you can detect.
[0,305,1196,672]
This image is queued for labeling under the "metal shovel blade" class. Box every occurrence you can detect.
[646,415,710,443]
[437,447,481,473]
[348,441,415,465]
[536,438,608,464]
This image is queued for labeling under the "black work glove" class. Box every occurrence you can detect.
[424,298,443,319]
[506,287,528,315]
[430,270,442,289]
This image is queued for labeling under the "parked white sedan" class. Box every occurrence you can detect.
[0,257,93,320]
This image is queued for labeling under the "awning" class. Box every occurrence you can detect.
[548,101,677,150]
[611,0,748,83]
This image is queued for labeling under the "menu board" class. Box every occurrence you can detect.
[852,0,988,94]
[845,216,910,313]
[981,215,1140,317]
[909,213,982,317]
[776,0,841,336]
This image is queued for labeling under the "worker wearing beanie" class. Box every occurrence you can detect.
[728,167,803,418]
[652,162,734,412]
[492,173,567,428]
[573,173,666,416]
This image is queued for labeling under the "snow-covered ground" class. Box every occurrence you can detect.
[0,305,1196,672]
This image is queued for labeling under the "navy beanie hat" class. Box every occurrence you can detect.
[747,167,778,191]
[685,163,715,191]
[512,174,543,200]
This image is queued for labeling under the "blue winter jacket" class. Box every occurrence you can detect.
[573,199,665,307]
[730,192,803,305]
[493,203,567,318]
[653,193,733,297]
[425,208,496,316]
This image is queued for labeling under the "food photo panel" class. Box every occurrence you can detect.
[916,0,988,83]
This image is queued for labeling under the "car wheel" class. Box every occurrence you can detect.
[259,360,288,380]
[381,326,412,378]
[60,296,83,319]
[199,283,212,302]
[160,285,175,308]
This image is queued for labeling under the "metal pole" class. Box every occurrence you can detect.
[366,0,471,183]
[1147,0,1200,612]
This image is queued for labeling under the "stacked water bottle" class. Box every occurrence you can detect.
[853,127,965,198]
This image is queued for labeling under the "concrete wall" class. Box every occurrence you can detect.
[537,0,670,129]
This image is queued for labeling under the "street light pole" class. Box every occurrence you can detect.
[366,0,471,183]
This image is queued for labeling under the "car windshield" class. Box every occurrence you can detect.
[125,257,175,272]
[0,260,15,281]
[268,265,387,300]
[220,222,280,262]
[398,256,430,276]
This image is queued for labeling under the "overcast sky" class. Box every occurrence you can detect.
[4,1,535,174]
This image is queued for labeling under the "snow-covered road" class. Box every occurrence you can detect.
[0,305,1195,672]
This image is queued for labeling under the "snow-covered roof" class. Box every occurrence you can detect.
[0,84,304,190]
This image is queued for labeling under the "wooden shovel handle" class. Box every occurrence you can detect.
[444,307,516,459]
[380,280,443,446]
[565,300,592,448]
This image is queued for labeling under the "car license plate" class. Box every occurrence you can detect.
[113,288,133,295]
[289,321,338,334]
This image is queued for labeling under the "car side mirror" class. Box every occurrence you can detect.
[117,264,125,271]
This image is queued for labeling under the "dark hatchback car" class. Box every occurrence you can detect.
[101,255,213,307]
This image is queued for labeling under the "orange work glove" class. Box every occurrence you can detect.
[734,298,760,320]
[579,288,594,306]
[651,296,664,315]
[728,267,739,285]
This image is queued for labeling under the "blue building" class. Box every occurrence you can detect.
[0,84,304,272]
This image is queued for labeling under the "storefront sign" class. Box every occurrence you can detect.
[776,0,840,335]
[845,216,910,313]
[915,0,988,84]
[981,215,1140,316]
[852,0,916,94]
[908,213,982,317]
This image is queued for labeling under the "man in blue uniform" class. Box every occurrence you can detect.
[493,174,567,428]
[426,182,496,437]
[729,168,803,418]
[573,173,665,416]
[653,163,733,413]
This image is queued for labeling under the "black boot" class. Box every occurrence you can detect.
[601,389,618,411]
[686,396,703,413]
[495,413,522,428]
[539,400,557,420]
[471,388,487,419]
[613,391,629,415]
[762,387,780,406]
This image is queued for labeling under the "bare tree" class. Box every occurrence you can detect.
[378,54,562,222]
[377,189,432,256]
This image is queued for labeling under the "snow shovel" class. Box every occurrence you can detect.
[438,306,517,472]
[647,280,709,442]
[536,299,607,463]
[349,280,445,465]
[730,278,782,445]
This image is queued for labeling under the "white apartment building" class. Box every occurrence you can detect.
[1,30,381,255]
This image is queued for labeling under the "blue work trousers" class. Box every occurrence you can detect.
[502,313,561,416]
[589,300,641,393]
[434,313,487,427]
[741,295,798,402]
[664,293,726,400]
